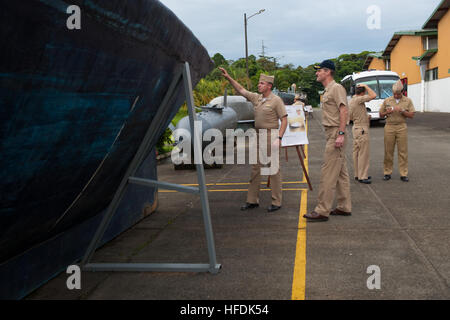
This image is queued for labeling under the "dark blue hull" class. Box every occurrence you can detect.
[0,0,213,299]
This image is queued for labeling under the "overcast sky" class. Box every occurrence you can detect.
[159,0,441,67]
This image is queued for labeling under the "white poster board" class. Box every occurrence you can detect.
[281,105,309,147]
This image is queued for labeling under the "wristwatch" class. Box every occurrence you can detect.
[338,131,345,135]
[278,136,283,140]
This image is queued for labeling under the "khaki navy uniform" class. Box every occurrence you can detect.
[379,95,415,176]
[349,95,372,180]
[243,91,287,206]
[314,80,351,216]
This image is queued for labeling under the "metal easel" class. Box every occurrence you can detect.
[266,144,313,191]
[80,62,221,274]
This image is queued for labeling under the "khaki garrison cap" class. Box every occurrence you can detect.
[392,80,404,93]
[259,74,274,84]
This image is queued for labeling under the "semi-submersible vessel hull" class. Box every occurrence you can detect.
[0,0,213,299]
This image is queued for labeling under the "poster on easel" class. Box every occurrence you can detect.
[281,105,309,147]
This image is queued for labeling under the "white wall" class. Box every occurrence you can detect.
[408,83,421,110]
[425,77,450,112]
[407,77,450,113]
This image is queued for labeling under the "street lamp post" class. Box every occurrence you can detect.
[244,9,265,80]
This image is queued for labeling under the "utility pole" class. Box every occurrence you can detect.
[260,40,268,58]
[244,9,265,80]
[244,13,248,79]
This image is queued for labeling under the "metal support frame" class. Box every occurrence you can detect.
[81,62,221,274]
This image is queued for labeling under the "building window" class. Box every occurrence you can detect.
[425,68,438,81]
[423,36,438,50]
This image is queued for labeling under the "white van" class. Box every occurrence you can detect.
[341,70,401,122]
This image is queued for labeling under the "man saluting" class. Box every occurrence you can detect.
[349,83,377,184]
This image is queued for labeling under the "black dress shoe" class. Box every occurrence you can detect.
[383,174,391,181]
[303,211,329,222]
[355,176,371,181]
[358,179,371,184]
[400,176,409,182]
[241,202,259,211]
[330,208,352,216]
[267,205,281,212]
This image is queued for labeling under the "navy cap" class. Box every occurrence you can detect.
[314,59,335,71]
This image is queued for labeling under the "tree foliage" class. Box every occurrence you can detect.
[197,51,373,107]
[211,53,227,67]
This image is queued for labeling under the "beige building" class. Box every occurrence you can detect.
[364,52,389,71]
[363,0,450,112]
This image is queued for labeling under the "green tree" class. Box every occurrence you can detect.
[296,65,322,106]
[194,50,372,108]
[333,51,372,82]
[211,53,228,67]
[231,58,247,69]
[256,57,276,72]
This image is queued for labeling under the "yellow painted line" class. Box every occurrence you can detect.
[291,181,308,300]
[305,145,309,171]
[209,188,307,192]
[159,188,308,193]
[214,182,250,186]
[175,181,305,187]
[215,181,303,186]
[291,118,309,300]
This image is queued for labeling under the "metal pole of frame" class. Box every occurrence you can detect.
[80,62,221,274]
[183,62,220,274]
[244,13,249,81]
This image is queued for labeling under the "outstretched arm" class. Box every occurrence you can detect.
[219,67,248,97]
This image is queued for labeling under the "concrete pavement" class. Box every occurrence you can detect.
[305,111,450,299]
[27,110,450,300]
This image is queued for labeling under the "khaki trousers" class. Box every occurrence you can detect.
[384,123,408,176]
[352,125,370,180]
[314,127,351,216]
[247,129,282,206]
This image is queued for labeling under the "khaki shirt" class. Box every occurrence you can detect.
[349,95,372,127]
[321,80,348,127]
[380,95,415,125]
[243,91,287,129]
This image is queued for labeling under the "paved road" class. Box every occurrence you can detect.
[27,110,450,300]
[305,111,450,299]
